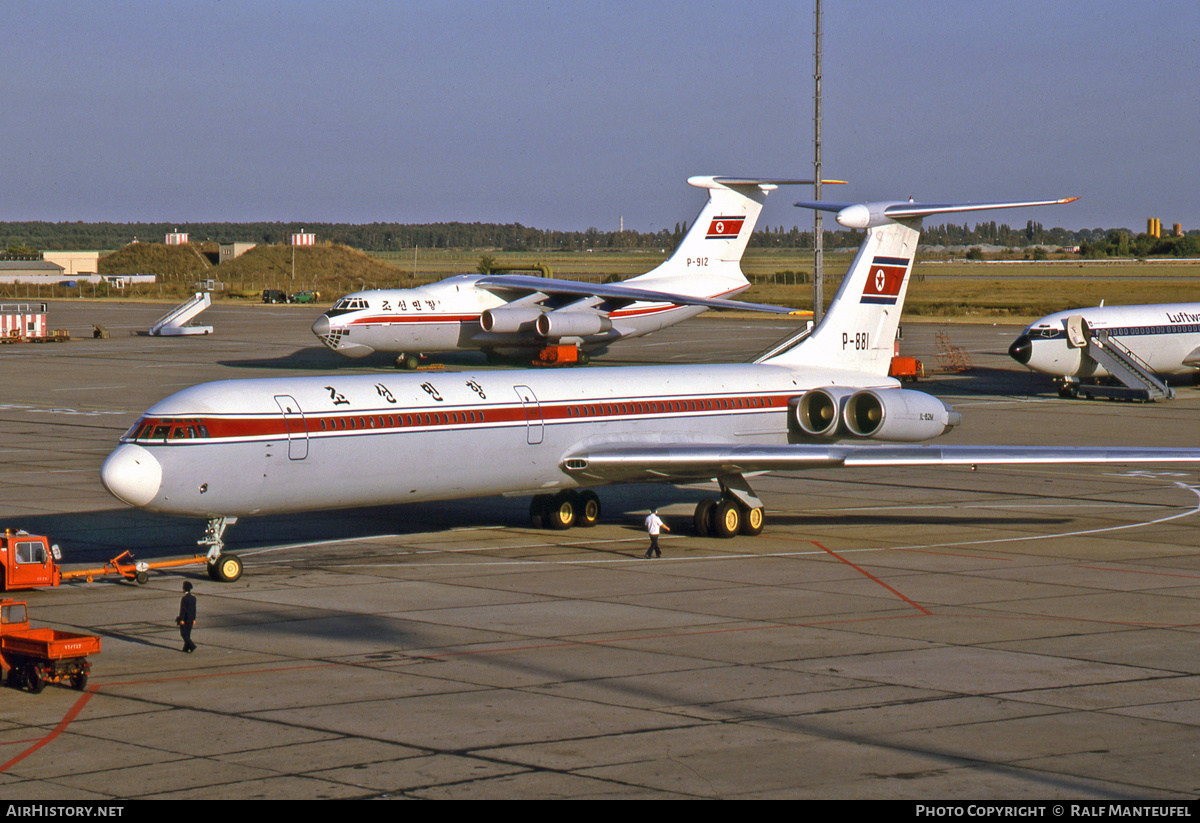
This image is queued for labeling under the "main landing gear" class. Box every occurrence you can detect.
[199,516,244,582]
[528,475,767,539]
[395,352,422,371]
[529,490,601,530]
[691,496,765,538]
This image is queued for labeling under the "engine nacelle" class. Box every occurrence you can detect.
[535,311,613,338]
[790,386,860,437]
[842,388,961,442]
[480,307,544,334]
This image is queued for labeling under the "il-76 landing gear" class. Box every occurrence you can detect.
[395,352,421,371]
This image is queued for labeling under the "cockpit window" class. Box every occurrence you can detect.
[327,297,370,317]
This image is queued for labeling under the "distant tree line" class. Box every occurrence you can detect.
[0,220,1194,257]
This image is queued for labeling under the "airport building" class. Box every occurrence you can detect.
[0,259,66,284]
[219,242,256,263]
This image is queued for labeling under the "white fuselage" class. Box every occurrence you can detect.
[100,362,897,519]
[1010,303,1200,378]
[312,273,745,359]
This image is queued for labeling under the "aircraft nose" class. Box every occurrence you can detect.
[311,314,330,337]
[100,444,162,508]
[1008,335,1032,365]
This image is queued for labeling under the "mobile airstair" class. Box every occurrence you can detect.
[1064,315,1174,401]
[149,293,213,336]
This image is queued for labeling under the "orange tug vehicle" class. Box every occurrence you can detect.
[1,599,99,693]
[1,528,219,592]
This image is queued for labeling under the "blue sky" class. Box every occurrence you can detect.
[3,1,1196,232]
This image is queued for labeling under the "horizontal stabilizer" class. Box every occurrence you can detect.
[795,197,1078,229]
[706,177,847,188]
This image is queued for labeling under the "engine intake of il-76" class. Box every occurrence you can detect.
[480,307,544,334]
[535,311,613,338]
[843,388,961,441]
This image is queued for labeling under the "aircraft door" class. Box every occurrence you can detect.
[1066,315,1088,349]
[514,385,543,445]
[274,395,309,460]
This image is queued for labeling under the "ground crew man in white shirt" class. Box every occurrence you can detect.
[644,508,669,558]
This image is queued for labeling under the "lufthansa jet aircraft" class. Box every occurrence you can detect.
[310,176,831,368]
[1010,303,1200,397]
[102,191,1200,583]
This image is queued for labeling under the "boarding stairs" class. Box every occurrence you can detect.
[933,330,973,373]
[1069,315,1174,401]
[150,293,213,336]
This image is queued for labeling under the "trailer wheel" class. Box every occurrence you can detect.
[135,571,149,585]
[71,673,88,691]
[209,554,243,583]
[26,665,44,694]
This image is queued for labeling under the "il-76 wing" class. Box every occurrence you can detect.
[561,443,1200,484]
[476,274,802,315]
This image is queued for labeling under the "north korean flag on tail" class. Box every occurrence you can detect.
[860,256,909,304]
[706,215,745,239]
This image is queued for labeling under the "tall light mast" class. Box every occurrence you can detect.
[812,0,824,324]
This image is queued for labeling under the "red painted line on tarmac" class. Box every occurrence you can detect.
[0,687,96,773]
[1072,564,1200,580]
[812,540,932,615]
[0,662,340,773]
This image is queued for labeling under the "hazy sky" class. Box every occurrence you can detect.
[4,0,1196,233]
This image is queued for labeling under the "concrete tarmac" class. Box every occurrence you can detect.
[2,300,1199,799]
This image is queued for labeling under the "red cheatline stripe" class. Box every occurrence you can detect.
[127,393,793,443]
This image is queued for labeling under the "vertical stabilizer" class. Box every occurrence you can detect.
[762,218,919,374]
[628,177,825,296]
[763,196,1078,374]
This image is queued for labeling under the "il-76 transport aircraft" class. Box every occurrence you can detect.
[310,176,832,368]
[101,192,1200,583]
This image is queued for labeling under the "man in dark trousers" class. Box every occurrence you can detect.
[643,508,669,558]
[176,581,197,653]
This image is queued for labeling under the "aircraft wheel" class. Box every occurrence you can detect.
[693,500,716,537]
[397,353,420,371]
[209,554,244,583]
[740,506,765,537]
[712,499,741,539]
[529,495,550,529]
[546,492,577,530]
[1058,383,1078,399]
[578,490,601,527]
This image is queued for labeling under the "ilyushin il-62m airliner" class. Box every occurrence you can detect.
[310,176,834,368]
[101,191,1200,583]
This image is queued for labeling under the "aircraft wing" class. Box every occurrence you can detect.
[475,274,803,315]
[561,443,1200,484]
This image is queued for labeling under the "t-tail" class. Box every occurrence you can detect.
[761,196,1078,373]
[626,176,843,296]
